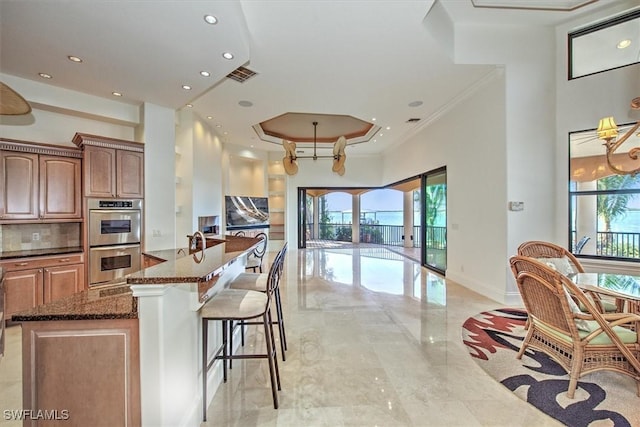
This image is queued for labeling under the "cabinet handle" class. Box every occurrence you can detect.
[59,258,70,262]
[15,262,28,266]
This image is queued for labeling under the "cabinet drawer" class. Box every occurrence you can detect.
[1,253,84,271]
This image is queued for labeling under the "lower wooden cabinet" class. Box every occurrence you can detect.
[1,253,84,320]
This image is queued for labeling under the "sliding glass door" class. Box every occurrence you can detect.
[423,168,447,273]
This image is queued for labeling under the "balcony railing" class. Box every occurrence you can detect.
[307,222,446,249]
[571,230,640,259]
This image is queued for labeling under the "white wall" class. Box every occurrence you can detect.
[139,102,176,251]
[0,73,136,144]
[554,2,640,248]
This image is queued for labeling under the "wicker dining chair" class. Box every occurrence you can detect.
[509,255,640,399]
[516,240,618,313]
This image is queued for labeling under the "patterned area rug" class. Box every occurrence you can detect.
[462,308,639,427]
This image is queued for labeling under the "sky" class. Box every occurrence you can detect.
[324,189,405,211]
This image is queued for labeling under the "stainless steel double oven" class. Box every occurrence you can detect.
[88,199,142,286]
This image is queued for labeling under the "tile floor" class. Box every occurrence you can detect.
[0,245,561,426]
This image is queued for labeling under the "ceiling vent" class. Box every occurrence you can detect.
[226,66,257,83]
[406,118,421,123]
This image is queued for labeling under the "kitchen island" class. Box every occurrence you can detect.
[12,235,261,427]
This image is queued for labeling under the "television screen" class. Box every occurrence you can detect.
[225,195,270,230]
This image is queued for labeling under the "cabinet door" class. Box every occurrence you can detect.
[1,151,39,220]
[39,156,82,219]
[116,149,144,198]
[4,268,43,318]
[84,146,116,198]
[43,263,85,303]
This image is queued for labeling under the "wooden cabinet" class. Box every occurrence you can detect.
[39,155,82,219]
[1,151,39,220]
[1,253,85,319]
[3,268,44,319]
[1,140,82,222]
[74,134,144,199]
[83,145,116,198]
[43,263,84,303]
[117,149,144,198]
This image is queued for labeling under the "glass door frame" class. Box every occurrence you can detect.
[421,166,447,275]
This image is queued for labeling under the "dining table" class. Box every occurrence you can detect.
[568,272,640,316]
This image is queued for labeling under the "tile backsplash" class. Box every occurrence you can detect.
[0,223,81,252]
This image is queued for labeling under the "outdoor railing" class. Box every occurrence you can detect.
[308,223,446,250]
[596,231,640,258]
[572,230,639,260]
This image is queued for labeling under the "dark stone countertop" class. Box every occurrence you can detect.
[11,283,137,322]
[0,246,83,260]
[11,236,260,322]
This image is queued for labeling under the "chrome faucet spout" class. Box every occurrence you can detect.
[192,231,206,253]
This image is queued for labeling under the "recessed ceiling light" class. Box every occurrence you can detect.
[68,55,83,63]
[408,100,423,107]
[617,39,631,49]
[182,85,192,90]
[112,92,122,97]
[372,117,377,121]
[38,72,52,79]
[379,133,384,137]
[223,131,228,135]
[222,52,234,60]
[216,124,221,128]
[207,116,213,120]
[386,126,391,130]
[204,15,218,25]
[238,100,253,107]
[200,71,210,77]
[186,104,193,108]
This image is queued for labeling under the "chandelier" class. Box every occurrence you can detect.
[596,97,640,176]
[282,121,346,176]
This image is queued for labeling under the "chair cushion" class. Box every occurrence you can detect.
[246,257,261,268]
[228,272,268,292]
[562,287,590,332]
[537,256,575,275]
[579,299,618,313]
[535,317,637,345]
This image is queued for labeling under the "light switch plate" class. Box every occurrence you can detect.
[509,201,524,211]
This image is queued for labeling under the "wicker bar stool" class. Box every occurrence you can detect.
[228,243,288,360]
[200,268,281,421]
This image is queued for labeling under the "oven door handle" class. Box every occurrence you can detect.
[90,244,141,251]
[90,209,140,215]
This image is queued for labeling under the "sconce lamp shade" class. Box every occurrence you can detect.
[597,116,619,140]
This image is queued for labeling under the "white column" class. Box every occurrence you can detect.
[352,194,360,243]
[403,191,414,248]
[576,180,597,254]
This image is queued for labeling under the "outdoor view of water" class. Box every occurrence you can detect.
[603,209,640,233]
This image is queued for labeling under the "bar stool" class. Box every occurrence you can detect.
[229,243,288,360]
[245,232,268,272]
[200,271,281,421]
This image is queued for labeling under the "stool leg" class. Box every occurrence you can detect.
[228,320,233,369]
[202,318,208,422]
[262,312,279,409]
[275,287,287,355]
[267,308,281,391]
[222,320,228,382]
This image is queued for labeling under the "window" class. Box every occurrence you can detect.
[568,9,640,79]
[569,128,640,261]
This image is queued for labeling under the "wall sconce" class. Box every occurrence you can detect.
[282,121,347,176]
[596,97,640,176]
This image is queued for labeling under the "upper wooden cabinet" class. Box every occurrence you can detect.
[39,155,82,219]
[73,133,144,199]
[1,140,82,222]
[1,151,39,220]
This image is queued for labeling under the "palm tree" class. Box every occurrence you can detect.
[597,175,640,231]
[597,174,640,257]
